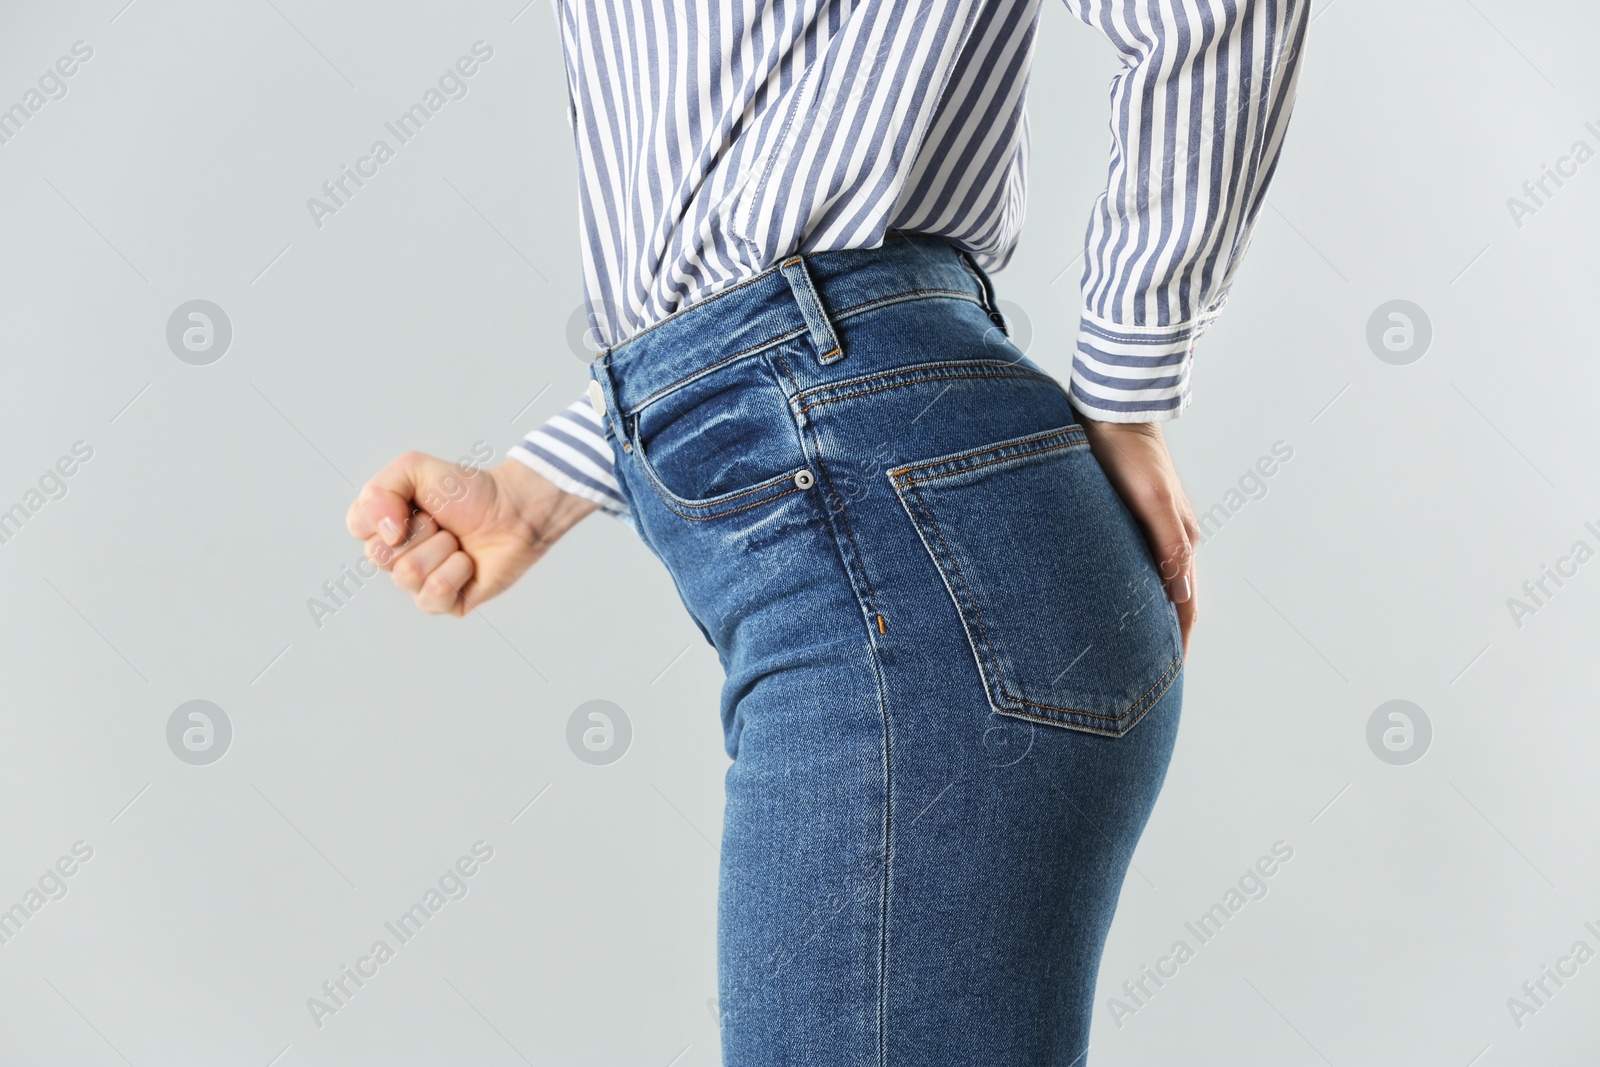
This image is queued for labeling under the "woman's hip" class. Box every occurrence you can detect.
[591,239,1183,752]
[596,238,1187,1062]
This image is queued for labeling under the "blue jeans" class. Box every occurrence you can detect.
[590,235,1183,1066]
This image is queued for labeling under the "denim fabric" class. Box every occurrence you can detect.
[591,234,1184,1066]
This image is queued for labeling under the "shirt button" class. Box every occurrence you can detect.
[793,469,815,490]
[586,379,606,416]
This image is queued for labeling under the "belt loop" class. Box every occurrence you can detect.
[778,253,845,365]
[958,248,1009,337]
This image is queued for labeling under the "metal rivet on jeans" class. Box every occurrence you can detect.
[793,469,815,490]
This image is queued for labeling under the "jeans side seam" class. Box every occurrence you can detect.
[777,341,891,1064]
[866,631,893,1067]
[796,403,882,613]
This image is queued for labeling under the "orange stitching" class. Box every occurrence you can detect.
[902,479,1010,691]
[618,290,983,412]
[828,288,978,321]
[638,468,804,521]
[625,327,809,414]
[797,367,1056,415]
[632,432,807,510]
[900,465,1179,728]
[891,427,1086,484]
[1000,650,1182,722]
[641,464,802,509]
[771,348,800,393]
[812,444,880,604]
[992,704,1144,737]
[795,359,1046,405]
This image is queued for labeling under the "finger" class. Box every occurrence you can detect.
[1175,573,1196,659]
[1177,508,1199,658]
[363,512,437,570]
[1146,509,1196,658]
[414,550,474,615]
[390,529,461,595]
[354,452,429,546]
[1150,518,1193,602]
[345,495,374,540]
[450,568,494,617]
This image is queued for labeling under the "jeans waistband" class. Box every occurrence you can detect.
[590,234,1004,421]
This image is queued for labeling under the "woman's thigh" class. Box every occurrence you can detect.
[618,292,1184,1065]
[713,645,1181,1066]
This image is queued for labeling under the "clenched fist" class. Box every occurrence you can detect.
[346,451,599,616]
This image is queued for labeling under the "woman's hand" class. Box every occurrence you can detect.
[1079,417,1199,658]
[345,454,598,617]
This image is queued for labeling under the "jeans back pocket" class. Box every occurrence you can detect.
[888,424,1182,737]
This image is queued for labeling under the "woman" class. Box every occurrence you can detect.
[348,1,1308,1061]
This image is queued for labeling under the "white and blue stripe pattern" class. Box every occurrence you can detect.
[508,398,623,508]
[512,0,1309,515]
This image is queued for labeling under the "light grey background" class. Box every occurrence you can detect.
[2,1,1596,1064]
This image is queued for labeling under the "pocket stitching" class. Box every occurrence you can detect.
[889,426,1087,485]
[898,476,1015,709]
[796,363,1059,415]
[1001,649,1182,726]
[627,348,811,518]
[892,428,1179,734]
[631,435,808,519]
[903,474,1122,725]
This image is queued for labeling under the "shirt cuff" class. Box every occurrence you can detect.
[1066,301,1225,423]
[508,398,630,516]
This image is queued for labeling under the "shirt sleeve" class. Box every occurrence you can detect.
[509,394,630,517]
[1062,0,1310,422]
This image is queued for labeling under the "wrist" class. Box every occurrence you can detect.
[1078,410,1164,441]
[494,459,599,545]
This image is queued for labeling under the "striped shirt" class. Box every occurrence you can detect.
[511,0,1310,517]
